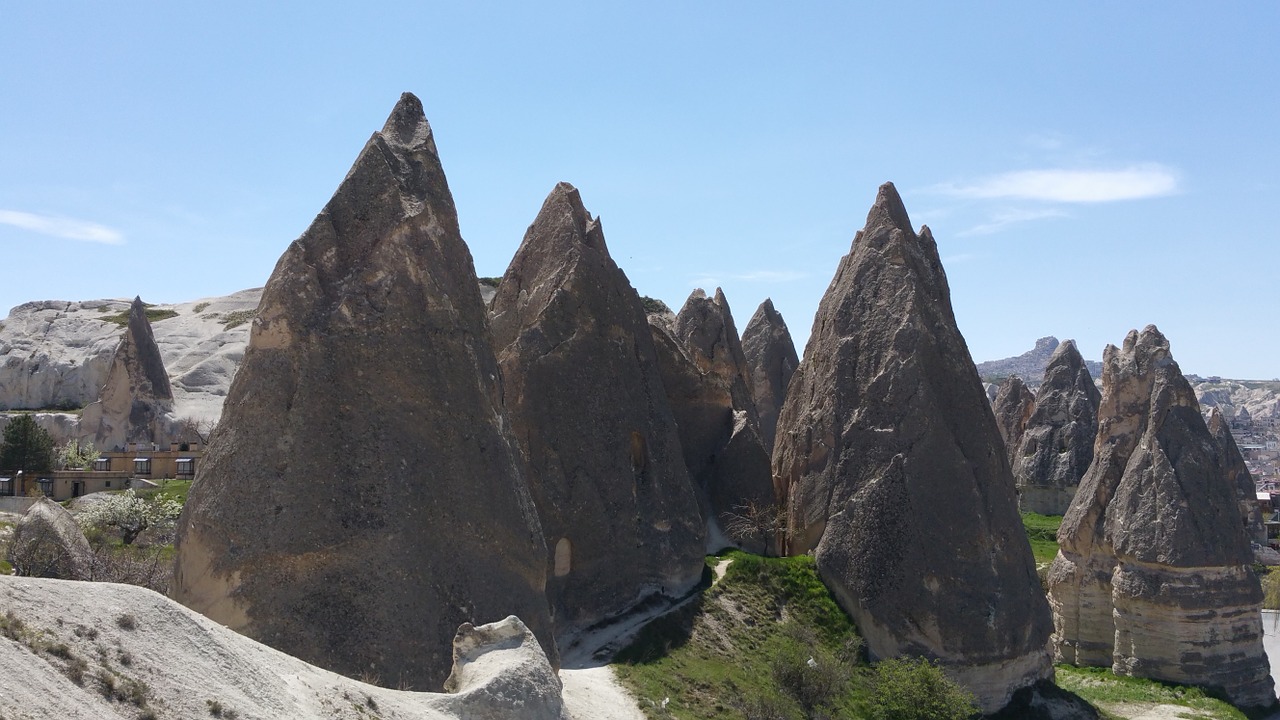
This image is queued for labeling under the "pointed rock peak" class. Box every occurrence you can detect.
[379,92,432,149]
[1047,338,1084,367]
[865,181,914,234]
[683,288,708,307]
[527,181,607,253]
[759,297,776,314]
[713,287,729,307]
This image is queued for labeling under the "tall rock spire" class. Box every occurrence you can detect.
[171,93,555,690]
[1207,407,1266,544]
[772,183,1052,713]
[741,298,799,452]
[80,296,175,450]
[1049,326,1274,708]
[992,375,1036,470]
[1012,340,1100,515]
[489,182,705,641]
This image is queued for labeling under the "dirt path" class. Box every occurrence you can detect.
[560,666,647,720]
[712,557,732,584]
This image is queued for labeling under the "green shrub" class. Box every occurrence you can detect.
[868,657,978,720]
[221,310,257,330]
[97,307,178,326]
[193,302,210,313]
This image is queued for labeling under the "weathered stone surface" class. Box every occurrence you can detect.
[741,298,799,452]
[1048,326,1274,708]
[771,183,1052,713]
[79,297,176,450]
[7,497,92,580]
[993,376,1035,470]
[1207,407,1266,544]
[977,336,1103,387]
[171,93,555,690]
[488,182,704,638]
[1012,341,1100,516]
[647,289,775,550]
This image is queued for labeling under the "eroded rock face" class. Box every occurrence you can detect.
[171,93,555,690]
[1048,326,1274,708]
[648,289,774,551]
[992,376,1035,470]
[1207,407,1266,545]
[7,497,92,580]
[79,297,176,450]
[1012,341,1100,516]
[488,183,704,637]
[771,183,1052,713]
[741,298,799,452]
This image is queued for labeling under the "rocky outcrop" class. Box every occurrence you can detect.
[0,576,568,720]
[647,289,774,551]
[1048,326,1274,708]
[992,376,1035,469]
[489,183,705,637]
[771,183,1052,713]
[171,93,555,690]
[741,298,799,451]
[6,497,92,580]
[1012,341,1100,516]
[977,337,1103,387]
[1207,407,1266,544]
[79,297,176,451]
[0,289,260,425]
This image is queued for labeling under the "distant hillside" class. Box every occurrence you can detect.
[976,337,1103,386]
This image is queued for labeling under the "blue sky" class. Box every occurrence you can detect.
[2,3,1277,378]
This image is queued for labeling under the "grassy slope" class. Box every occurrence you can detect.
[1020,511,1062,565]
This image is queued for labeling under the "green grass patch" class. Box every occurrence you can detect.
[192,302,210,313]
[1055,665,1248,720]
[137,478,192,506]
[1022,511,1062,565]
[613,552,976,719]
[221,309,257,329]
[97,307,179,326]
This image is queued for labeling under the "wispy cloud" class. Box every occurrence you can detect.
[958,208,1069,237]
[0,210,124,244]
[935,165,1179,203]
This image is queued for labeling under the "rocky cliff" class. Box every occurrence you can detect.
[1012,340,1100,516]
[1048,326,1274,708]
[977,337,1103,387]
[171,93,555,690]
[1207,406,1266,544]
[488,182,705,638]
[771,183,1053,713]
[740,298,799,452]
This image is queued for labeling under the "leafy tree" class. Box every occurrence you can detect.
[77,490,182,546]
[869,657,979,720]
[0,415,55,476]
[55,439,99,470]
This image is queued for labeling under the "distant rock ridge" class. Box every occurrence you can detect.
[1012,340,1100,516]
[648,288,775,553]
[489,182,705,637]
[1048,325,1275,709]
[771,182,1052,713]
[79,296,176,450]
[977,336,1102,387]
[741,298,799,452]
[172,92,556,690]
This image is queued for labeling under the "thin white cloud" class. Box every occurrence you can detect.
[0,209,124,244]
[958,208,1069,237]
[936,165,1179,203]
[688,269,806,288]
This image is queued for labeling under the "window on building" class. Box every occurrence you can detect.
[133,458,151,476]
[37,478,53,497]
[94,457,111,471]
[0,478,11,496]
[176,458,195,477]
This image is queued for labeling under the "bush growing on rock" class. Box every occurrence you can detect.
[78,490,182,546]
[869,657,978,720]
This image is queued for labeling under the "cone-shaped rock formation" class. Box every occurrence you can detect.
[489,182,705,639]
[993,376,1036,470]
[1048,326,1274,708]
[741,298,799,452]
[1012,341,1100,515]
[649,289,775,552]
[171,93,555,690]
[79,297,175,450]
[771,183,1052,713]
[1207,407,1266,544]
